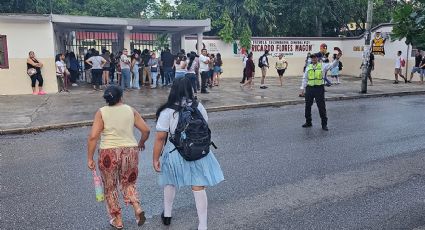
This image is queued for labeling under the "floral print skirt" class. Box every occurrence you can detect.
[98,146,140,218]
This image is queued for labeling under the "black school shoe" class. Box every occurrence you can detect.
[302,123,312,128]
[322,125,329,131]
[161,212,172,226]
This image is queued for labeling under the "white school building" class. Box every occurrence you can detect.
[0,14,209,95]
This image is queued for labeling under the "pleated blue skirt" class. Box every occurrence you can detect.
[159,143,224,188]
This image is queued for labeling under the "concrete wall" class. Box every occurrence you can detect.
[0,21,56,95]
[340,26,414,80]
[185,24,415,81]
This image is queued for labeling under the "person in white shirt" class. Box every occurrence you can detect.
[199,49,210,94]
[394,50,407,84]
[86,50,107,91]
[240,53,249,84]
[120,49,132,90]
[55,53,69,92]
[260,50,270,89]
[174,54,187,79]
[153,77,224,230]
[186,53,199,96]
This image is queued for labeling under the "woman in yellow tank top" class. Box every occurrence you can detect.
[275,54,288,87]
[87,85,150,229]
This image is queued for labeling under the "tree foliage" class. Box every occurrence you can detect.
[0,0,400,47]
[174,0,275,49]
[0,0,156,18]
[391,0,425,49]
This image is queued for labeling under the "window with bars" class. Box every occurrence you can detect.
[66,31,120,58]
[0,35,9,69]
[130,33,157,51]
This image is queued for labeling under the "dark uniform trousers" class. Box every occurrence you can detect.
[201,71,209,92]
[305,85,328,126]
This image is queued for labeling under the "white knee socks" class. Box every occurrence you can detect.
[193,189,208,230]
[164,185,176,217]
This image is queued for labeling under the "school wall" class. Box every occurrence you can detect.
[0,20,57,95]
[185,24,414,81]
[340,26,414,80]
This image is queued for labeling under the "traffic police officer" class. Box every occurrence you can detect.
[301,51,342,131]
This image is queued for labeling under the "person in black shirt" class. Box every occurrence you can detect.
[408,50,423,83]
[160,48,175,86]
[420,55,425,84]
[368,52,375,85]
[140,49,151,86]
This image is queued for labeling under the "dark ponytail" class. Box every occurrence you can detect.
[103,85,123,106]
[187,53,195,70]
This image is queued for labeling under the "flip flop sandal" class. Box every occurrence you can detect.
[109,218,124,230]
[136,211,146,226]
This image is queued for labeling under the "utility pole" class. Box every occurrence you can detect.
[361,0,373,94]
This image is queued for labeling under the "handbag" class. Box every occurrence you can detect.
[151,65,158,72]
[92,170,104,202]
[27,68,37,77]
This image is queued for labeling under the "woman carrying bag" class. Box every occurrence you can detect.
[27,51,46,95]
[87,85,150,229]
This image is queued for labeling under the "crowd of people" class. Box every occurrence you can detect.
[53,47,224,95]
[26,45,425,96]
[26,47,226,95]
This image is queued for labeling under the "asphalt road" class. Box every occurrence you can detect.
[2,95,425,230]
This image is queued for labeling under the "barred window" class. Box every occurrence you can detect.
[0,35,8,69]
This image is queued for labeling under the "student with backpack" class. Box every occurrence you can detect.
[394,50,407,84]
[330,53,342,84]
[153,77,224,230]
[258,50,270,89]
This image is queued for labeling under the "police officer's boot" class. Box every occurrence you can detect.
[302,122,312,128]
[321,121,328,131]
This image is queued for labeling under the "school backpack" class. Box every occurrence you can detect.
[338,61,343,71]
[258,55,264,68]
[168,101,217,161]
[400,58,406,68]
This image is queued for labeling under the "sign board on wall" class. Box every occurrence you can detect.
[250,40,314,57]
[186,38,342,59]
[248,39,342,58]
[371,32,388,56]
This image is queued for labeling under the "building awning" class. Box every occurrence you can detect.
[51,14,210,34]
[0,14,211,34]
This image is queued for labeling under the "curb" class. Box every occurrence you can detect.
[1,90,425,135]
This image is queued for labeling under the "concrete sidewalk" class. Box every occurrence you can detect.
[1,76,424,134]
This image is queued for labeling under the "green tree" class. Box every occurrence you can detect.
[1,0,398,41]
[0,0,156,18]
[152,0,176,19]
[217,11,234,43]
[175,0,276,48]
[391,0,425,49]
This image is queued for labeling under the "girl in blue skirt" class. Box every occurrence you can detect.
[152,77,224,230]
